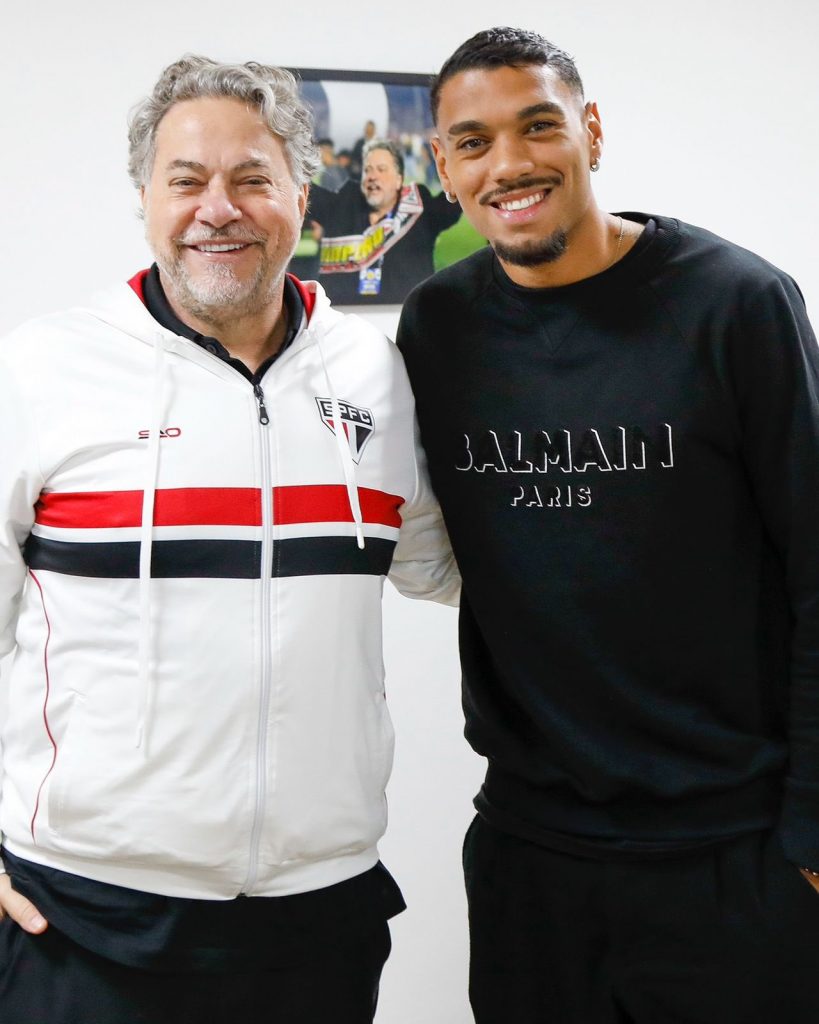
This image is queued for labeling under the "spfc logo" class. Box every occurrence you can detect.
[316,398,375,464]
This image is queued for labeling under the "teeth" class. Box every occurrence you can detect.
[195,243,247,252]
[498,191,545,212]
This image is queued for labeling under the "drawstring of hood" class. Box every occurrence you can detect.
[133,292,363,749]
[136,335,167,749]
[314,322,365,550]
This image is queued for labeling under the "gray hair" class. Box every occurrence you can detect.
[362,138,404,178]
[128,55,320,188]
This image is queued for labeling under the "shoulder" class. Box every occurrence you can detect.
[403,246,493,314]
[0,282,155,377]
[655,215,800,295]
[1,307,97,366]
[636,216,814,376]
[316,300,403,368]
[397,247,493,361]
[320,309,416,419]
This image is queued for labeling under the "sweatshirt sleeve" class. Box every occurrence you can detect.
[723,274,819,868]
[388,418,460,607]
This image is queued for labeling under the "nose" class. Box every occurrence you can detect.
[195,182,242,228]
[489,133,535,183]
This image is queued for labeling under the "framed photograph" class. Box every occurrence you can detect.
[287,67,485,306]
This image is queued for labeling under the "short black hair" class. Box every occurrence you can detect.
[430,27,584,124]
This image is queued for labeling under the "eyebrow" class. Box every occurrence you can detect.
[164,158,271,173]
[233,159,271,172]
[165,160,206,173]
[446,101,566,138]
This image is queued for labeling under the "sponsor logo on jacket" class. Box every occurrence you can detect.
[138,427,182,439]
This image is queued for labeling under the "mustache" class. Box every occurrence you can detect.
[479,176,561,207]
[176,226,267,246]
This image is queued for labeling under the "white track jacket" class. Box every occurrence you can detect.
[0,274,458,899]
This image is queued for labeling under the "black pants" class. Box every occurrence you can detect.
[0,917,390,1024]
[465,816,819,1024]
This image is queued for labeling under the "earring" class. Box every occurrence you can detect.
[445,191,459,204]
[590,159,600,173]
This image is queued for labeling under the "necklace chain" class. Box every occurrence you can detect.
[612,215,625,265]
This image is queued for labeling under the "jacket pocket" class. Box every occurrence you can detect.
[47,693,87,836]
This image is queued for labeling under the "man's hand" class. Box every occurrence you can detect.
[0,873,47,932]
[799,868,819,896]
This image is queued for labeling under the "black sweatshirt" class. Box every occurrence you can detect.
[397,214,819,867]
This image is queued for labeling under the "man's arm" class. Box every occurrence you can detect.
[389,419,460,606]
[723,273,819,873]
[306,180,357,234]
[0,348,49,932]
[423,185,464,235]
[0,361,37,660]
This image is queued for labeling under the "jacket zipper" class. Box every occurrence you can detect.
[195,349,284,893]
[253,382,270,425]
[242,377,274,894]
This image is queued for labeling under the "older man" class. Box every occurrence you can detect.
[0,56,457,1024]
[309,138,462,305]
[397,26,819,1024]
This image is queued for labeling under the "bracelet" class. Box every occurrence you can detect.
[802,866,819,878]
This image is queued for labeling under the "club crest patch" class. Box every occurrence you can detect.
[316,398,375,464]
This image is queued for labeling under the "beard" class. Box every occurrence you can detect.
[160,255,273,327]
[363,186,398,214]
[151,226,289,329]
[364,191,382,211]
[492,228,568,267]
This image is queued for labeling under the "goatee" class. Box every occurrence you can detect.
[493,228,568,267]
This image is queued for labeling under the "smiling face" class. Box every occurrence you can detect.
[141,96,308,329]
[432,64,604,284]
[361,148,403,216]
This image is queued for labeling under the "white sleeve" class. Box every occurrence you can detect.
[0,355,41,657]
[389,420,460,607]
[0,349,44,865]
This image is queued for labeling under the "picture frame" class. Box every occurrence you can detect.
[288,67,485,305]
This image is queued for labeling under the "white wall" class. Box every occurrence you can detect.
[2,3,817,1021]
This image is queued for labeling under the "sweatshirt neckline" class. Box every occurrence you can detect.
[490,214,679,303]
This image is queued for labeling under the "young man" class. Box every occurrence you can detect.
[397,26,819,1023]
[0,55,457,1024]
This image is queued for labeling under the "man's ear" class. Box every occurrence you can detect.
[431,136,454,195]
[585,101,603,168]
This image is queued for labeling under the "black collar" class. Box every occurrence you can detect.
[143,264,304,383]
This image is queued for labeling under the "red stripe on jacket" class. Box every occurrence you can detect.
[35,486,403,529]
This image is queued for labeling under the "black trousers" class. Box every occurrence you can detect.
[0,917,390,1024]
[465,816,819,1024]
